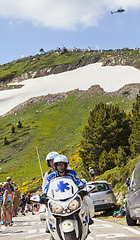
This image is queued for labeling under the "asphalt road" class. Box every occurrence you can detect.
[0,212,140,240]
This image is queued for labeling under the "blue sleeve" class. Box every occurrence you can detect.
[68,170,85,188]
[43,172,55,194]
[42,171,49,192]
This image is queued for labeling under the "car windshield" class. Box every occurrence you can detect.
[90,183,110,193]
[134,159,140,190]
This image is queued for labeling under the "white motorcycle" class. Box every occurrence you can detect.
[32,176,95,240]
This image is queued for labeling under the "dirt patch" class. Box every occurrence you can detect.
[0,84,23,91]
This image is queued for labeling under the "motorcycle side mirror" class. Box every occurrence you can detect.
[79,185,96,198]
[78,189,88,198]
[126,177,131,187]
[87,185,95,194]
[30,195,41,203]
[31,194,48,204]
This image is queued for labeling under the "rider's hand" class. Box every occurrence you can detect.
[78,185,84,190]
[40,193,47,204]
[42,193,47,198]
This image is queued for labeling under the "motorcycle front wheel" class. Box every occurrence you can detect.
[64,230,77,240]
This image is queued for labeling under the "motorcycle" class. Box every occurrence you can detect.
[31,176,95,240]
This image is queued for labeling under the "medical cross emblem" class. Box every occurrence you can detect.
[83,215,88,226]
[49,223,55,232]
[55,181,70,192]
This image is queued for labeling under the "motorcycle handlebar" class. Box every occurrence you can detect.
[40,194,48,204]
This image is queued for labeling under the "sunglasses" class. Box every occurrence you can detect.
[56,163,65,167]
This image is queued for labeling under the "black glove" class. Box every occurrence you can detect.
[42,193,47,198]
[78,185,84,190]
[40,194,47,204]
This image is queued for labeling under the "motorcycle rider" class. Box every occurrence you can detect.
[41,151,59,233]
[44,155,94,223]
[43,155,89,240]
[43,155,85,194]
[42,152,59,192]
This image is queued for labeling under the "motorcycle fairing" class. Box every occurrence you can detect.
[47,176,79,200]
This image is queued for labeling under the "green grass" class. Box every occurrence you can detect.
[0,52,85,78]
[0,93,136,190]
[98,155,140,198]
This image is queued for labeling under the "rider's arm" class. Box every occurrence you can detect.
[68,170,85,188]
[42,172,49,192]
[43,172,55,194]
[43,181,49,194]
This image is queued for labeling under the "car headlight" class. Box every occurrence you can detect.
[50,203,64,214]
[68,198,80,211]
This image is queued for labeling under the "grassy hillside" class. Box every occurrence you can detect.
[0,48,139,194]
[98,155,140,197]
[0,92,136,193]
[0,51,87,80]
[0,49,140,82]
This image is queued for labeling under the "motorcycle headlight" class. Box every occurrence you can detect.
[68,198,80,211]
[50,203,64,214]
[49,197,81,215]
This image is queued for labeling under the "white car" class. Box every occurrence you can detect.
[86,181,117,212]
[126,159,140,225]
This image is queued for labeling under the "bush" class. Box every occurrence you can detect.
[17,121,23,128]
[11,125,15,133]
[0,71,16,83]
[4,137,9,145]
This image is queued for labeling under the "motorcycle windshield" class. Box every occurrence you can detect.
[47,176,79,200]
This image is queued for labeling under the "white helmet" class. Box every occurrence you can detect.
[46,151,59,167]
[53,155,69,170]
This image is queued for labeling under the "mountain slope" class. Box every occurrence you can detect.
[0,49,140,194]
[0,90,137,191]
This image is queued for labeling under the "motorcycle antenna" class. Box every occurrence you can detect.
[36,146,44,180]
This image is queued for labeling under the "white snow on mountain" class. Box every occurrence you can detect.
[0,63,140,116]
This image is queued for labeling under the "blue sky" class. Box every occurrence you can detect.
[0,0,140,65]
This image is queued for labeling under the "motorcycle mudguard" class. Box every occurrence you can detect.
[59,219,78,239]
[61,219,75,232]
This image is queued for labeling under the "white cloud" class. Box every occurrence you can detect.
[0,0,140,30]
